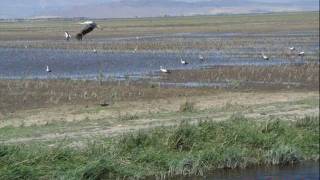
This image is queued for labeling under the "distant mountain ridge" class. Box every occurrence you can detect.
[0,0,318,19]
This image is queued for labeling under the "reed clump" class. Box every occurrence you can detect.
[0,116,318,179]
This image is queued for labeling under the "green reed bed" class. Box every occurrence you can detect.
[0,115,318,179]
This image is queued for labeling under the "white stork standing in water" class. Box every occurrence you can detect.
[76,21,101,40]
[180,58,188,65]
[262,53,269,60]
[199,54,204,61]
[133,45,138,53]
[289,47,295,51]
[46,65,51,73]
[298,51,305,57]
[160,66,169,73]
[64,31,71,41]
[133,36,139,53]
[298,51,305,61]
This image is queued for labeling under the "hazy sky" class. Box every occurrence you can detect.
[0,0,318,18]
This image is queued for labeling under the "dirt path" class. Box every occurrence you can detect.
[1,91,319,144]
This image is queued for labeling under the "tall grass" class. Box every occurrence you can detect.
[166,63,319,90]
[0,79,216,114]
[0,116,318,179]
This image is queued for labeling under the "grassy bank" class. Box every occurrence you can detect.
[166,63,319,90]
[0,12,318,56]
[0,12,318,41]
[1,115,318,179]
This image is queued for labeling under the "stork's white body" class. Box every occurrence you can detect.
[133,46,138,53]
[181,58,188,65]
[160,66,169,73]
[64,31,71,41]
[298,51,305,56]
[199,55,204,61]
[80,21,94,25]
[46,65,51,73]
[289,47,295,51]
[261,52,269,60]
[262,55,269,60]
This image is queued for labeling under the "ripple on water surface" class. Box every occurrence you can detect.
[0,47,307,80]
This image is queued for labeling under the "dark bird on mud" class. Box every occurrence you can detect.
[76,21,101,41]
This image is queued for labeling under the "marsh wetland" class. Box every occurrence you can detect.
[0,12,319,179]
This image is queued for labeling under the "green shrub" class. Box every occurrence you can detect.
[117,131,150,153]
[80,159,118,180]
[167,123,197,151]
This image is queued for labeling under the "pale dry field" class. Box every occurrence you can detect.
[1,91,318,144]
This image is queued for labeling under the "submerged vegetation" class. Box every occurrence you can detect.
[0,116,318,179]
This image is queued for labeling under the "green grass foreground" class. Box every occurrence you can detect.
[0,116,319,179]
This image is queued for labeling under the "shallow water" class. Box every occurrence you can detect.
[173,161,319,180]
[0,47,305,80]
